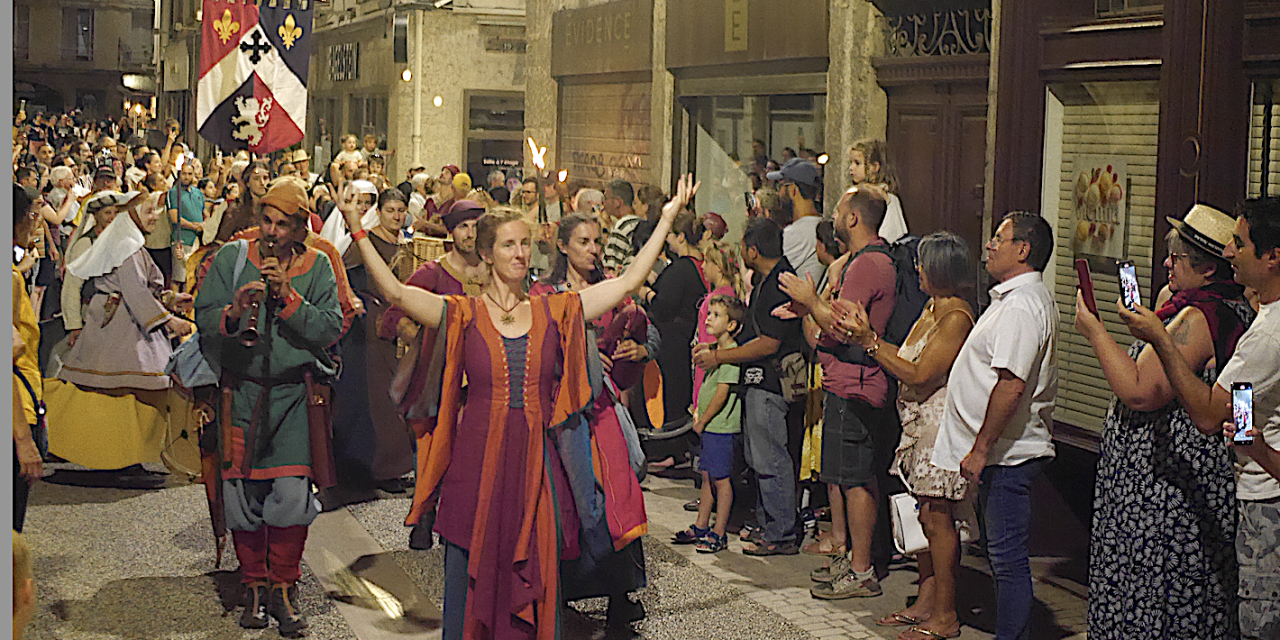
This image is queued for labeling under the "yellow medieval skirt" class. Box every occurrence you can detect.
[45,379,168,470]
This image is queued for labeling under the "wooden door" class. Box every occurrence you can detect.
[885,82,988,260]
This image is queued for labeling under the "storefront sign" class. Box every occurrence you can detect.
[327,43,359,82]
[667,0,827,69]
[552,0,653,77]
[725,0,747,52]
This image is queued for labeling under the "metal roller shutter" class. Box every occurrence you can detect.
[559,81,652,187]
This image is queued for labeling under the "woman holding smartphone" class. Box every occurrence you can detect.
[1075,205,1252,638]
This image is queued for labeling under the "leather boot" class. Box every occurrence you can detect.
[238,582,269,629]
[268,582,309,637]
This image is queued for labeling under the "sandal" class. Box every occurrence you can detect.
[875,611,923,627]
[801,533,846,557]
[739,524,763,544]
[741,540,799,556]
[902,626,960,640]
[695,531,727,554]
[672,525,710,545]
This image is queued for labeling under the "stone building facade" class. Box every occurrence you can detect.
[307,0,528,181]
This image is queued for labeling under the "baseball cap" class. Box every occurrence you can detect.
[94,165,117,182]
[766,157,821,188]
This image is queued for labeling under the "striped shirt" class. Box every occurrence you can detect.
[602,214,641,275]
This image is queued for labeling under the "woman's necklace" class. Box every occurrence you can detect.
[485,292,523,325]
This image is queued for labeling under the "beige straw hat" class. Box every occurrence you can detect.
[1166,203,1236,258]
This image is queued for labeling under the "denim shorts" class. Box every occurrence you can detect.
[698,432,741,480]
[819,392,892,488]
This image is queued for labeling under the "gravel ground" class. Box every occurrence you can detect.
[23,476,356,640]
[346,495,814,640]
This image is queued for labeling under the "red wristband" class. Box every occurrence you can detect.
[350,228,368,242]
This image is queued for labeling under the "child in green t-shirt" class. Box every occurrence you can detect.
[672,295,746,553]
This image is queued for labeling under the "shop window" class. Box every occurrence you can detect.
[1043,80,1161,433]
[1249,79,1280,199]
[347,95,387,148]
[466,91,524,185]
[682,93,826,243]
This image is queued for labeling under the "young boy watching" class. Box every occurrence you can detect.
[673,295,747,553]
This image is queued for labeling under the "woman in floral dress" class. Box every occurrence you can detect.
[1076,219,1252,639]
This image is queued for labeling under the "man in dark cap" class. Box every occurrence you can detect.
[378,199,487,549]
[195,177,344,637]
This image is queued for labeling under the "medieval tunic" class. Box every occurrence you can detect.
[332,231,414,484]
[408,293,597,640]
[194,239,343,481]
[46,250,174,470]
[528,281,650,603]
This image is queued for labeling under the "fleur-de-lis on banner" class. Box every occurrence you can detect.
[214,9,241,44]
[279,14,302,50]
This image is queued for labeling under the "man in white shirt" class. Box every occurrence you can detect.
[932,211,1059,640]
[767,158,825,285]
[1122,197,1280,639]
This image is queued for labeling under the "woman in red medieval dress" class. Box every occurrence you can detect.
[340,176,698,640]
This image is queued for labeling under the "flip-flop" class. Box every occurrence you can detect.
[875,611,922,627]
[902,625,961,640]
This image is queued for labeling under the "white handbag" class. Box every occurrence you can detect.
[889,492,975,556]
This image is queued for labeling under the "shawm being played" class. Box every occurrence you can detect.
[407,291,592,639]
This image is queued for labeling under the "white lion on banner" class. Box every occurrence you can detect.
[230,95,274,147]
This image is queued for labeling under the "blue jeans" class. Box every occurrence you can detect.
[979,457,1049,640]
[743,388,796,543]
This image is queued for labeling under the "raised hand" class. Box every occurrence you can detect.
[660,174,700,222]
[338,183,365,231]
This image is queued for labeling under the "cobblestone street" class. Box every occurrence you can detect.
[22,466,1089,640]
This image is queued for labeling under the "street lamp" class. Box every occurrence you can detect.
[401,69,412,82]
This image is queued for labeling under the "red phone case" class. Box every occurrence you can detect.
[1075,259,1097,315]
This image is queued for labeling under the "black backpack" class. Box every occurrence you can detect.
[817,236,928,365]
[858,235,928,346]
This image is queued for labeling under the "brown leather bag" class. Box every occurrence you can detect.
[304,372,337,489]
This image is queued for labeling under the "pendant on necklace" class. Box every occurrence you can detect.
[500,313,515,325]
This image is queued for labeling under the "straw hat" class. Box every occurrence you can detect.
[292,149,311,163]
[1166,204,1236,258]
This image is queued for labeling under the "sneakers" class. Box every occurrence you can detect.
[810,567,882,600]
[268,583,309,637]
[238,582,269,629]
[809,553,850,583]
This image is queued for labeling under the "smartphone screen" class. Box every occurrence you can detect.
[1075,259,1097,315]
[1233,383,1255,445]
[1119,261,1140,311]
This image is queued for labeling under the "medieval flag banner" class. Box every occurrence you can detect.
[197,0,312,154]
